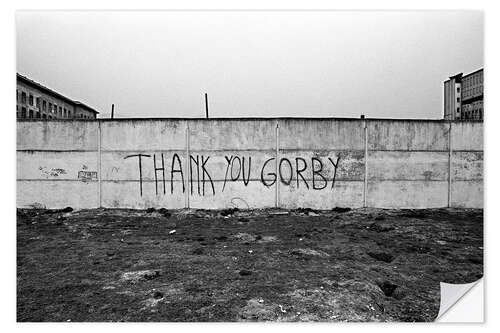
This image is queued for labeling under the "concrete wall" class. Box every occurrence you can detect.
[17,118,483,210]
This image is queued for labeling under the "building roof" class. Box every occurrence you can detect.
[72,101,99,114]
[463,68,483,79]
[16,73,99,114]
[445,68,483,83]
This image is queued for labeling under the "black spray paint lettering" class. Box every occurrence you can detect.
[153,153,166,195]
[189,155,215,196]
[124,153,342,196]
[170,153,185,194]
[261,156,341,190]
[201,155,215,196]
[279,158,293,185]
[261,158,277,187]
[328,156,341,189]
[312,157,328,190]
[124,154,151,196]
[190,155,201,195]
[222,155,252,191]
[295,157,309,189]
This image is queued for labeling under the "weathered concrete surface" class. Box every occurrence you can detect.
[279,119,365,150]
[367,120,449,151]
[100,120,187,151]
[365,120,482,208]
[101,181,185,210]
[450,122,483,208]
[16,119,483,209]
[367,181,448,209]
[280,181,364,209]
[17,121,98,151]
[451,121,483,151]
[17,181,98,209]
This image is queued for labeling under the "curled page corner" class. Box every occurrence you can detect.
[436,278,483,322]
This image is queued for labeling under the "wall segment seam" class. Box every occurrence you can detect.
[364,119,368,208]
[448,121,453,208]
[186,124,190,209]
[275,120,280,208]
[98,120,102,208]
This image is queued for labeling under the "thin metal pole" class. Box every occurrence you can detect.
[111,104,114,119]
[205,93,209,119]
[186,125,190,209]
[97,120,102,208]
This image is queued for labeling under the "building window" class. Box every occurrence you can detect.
[29,94,34,105]
[59,106,62,117]
[16,90,19,102]
[456,97,460,102]
[36,97,40,109]
[21,92,27,104]
[457,87,460,93]
[29,110,33,118]
[36,112,40,119]
[21,107,27,118]
[42,100,47,111]
[49,103,52,113]
[42,114,46,119]
[456,107,460,113]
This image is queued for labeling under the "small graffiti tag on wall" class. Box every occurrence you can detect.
[124,153,342,197]
[78,171,98,182]
[39,166,67,178]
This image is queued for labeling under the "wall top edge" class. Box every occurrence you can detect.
[17,118,484,123]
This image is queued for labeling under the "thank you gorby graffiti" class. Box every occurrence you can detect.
[123,153,342,196]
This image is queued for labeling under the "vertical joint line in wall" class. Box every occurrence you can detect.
[275,120,280,208]
[448,121,452,208]
[363,119,368,208]
[97,120,102,208]
[186,125,190,209]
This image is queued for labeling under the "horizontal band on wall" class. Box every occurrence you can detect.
[17,149,98,153]
[16,149,484,153]
[99,179,365,183]
[367,179,482,182]
[367,149,483,153]
[17,179,99,182]
[18,178,483,183]
[102,149,276,153]
[278,149,365,153]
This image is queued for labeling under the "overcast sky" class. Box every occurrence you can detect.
[16,11,483,119]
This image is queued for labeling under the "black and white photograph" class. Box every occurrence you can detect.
[14,9,484,323]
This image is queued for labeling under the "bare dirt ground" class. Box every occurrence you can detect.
[17,207,483,322]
